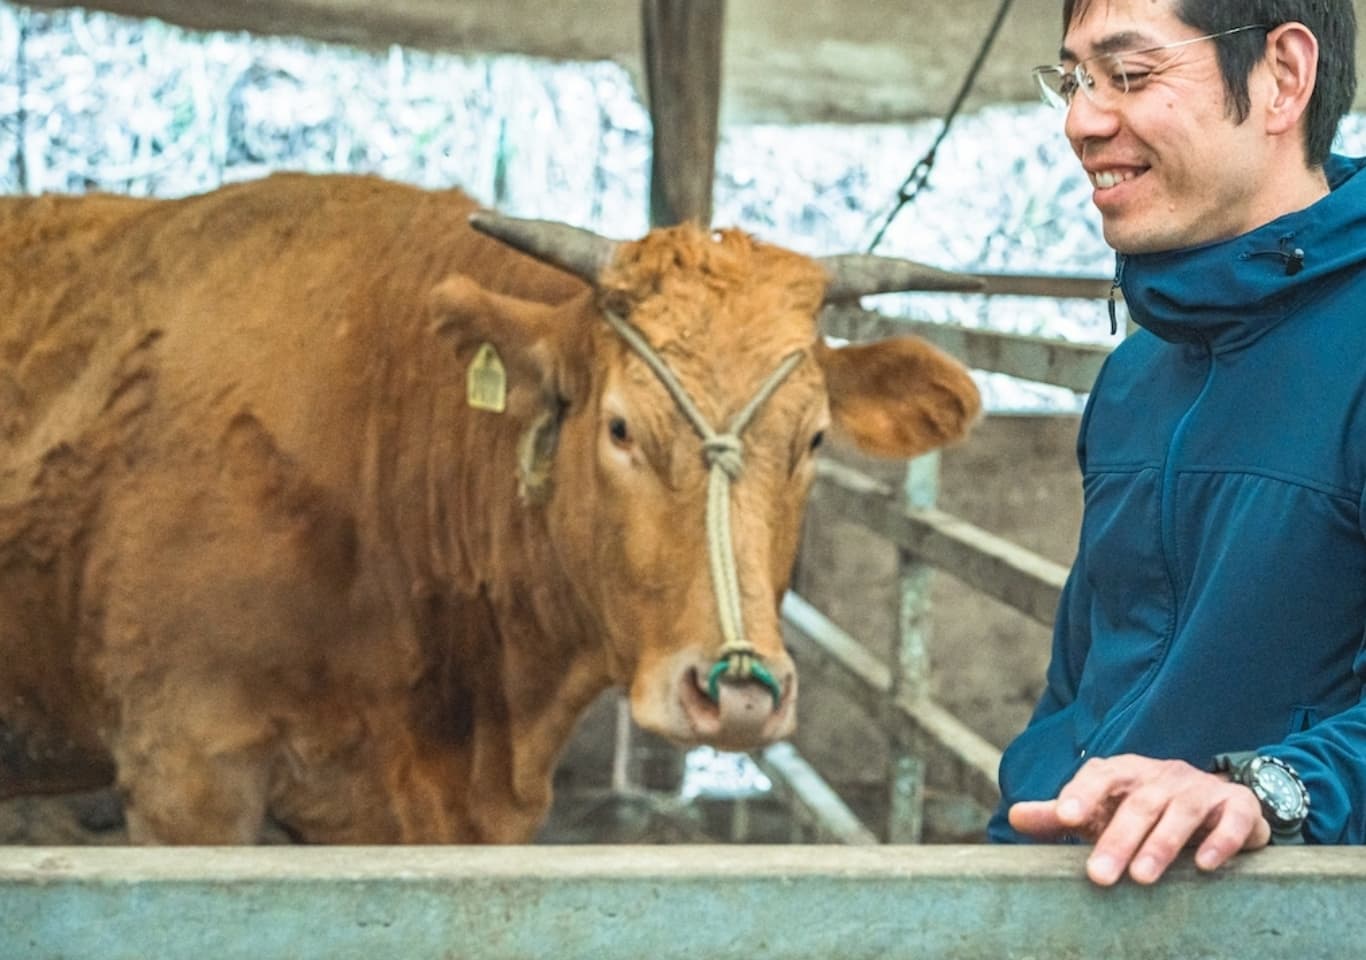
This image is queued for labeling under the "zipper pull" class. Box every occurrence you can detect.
[1107,254,1127,335]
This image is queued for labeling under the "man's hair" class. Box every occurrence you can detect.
[1062,0,1357,166]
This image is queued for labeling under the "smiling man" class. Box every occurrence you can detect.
[991,0,1366,885]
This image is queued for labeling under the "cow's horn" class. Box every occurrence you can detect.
[469,211,618,282]
[819,254,984,302]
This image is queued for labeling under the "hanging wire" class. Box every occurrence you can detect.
[865,0,1017,253]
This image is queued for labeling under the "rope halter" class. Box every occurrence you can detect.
[602,310,804,707]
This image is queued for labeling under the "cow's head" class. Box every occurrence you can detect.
[432,214,980,751]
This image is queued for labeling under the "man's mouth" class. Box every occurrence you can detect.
[1089,167,1145,190]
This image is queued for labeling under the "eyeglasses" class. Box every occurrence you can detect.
[1032,24,1269,111]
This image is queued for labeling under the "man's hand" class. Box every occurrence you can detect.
[1008,754,1271,886]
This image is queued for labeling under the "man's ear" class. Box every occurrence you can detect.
[1263,22,1319,139]
[814,336,980,459]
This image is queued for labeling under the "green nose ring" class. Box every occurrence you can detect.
[706,655,783,708]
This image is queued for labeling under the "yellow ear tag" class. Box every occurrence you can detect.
[467,343,507,413]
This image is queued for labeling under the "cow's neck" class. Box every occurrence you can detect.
[366,321,611,839]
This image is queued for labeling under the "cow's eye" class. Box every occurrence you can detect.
[809,430,825,452]
[608,416,631,447]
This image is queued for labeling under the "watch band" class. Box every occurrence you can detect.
[1210,750,1258,775]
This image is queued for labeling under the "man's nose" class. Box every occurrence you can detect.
[1064,91,1121,145]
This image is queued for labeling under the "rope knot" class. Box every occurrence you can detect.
[703,433,744,479]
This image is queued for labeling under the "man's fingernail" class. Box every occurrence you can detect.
[1058,798,1082,821]
[1196,849,1220,870]
[1132,856,1158,883]
[1088,853,1119,884]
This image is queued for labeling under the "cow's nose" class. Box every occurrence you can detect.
[677,661,796,749]
[712,678,776,741]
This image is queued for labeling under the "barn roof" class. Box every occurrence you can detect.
[0,0,1133,125]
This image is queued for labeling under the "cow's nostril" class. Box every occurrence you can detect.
[705,656,782,706]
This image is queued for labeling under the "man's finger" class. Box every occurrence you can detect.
[1194,792,1270,872]
[1124,790,1219,884]
[1083,785,1169,886]
[1055,756,1136,829]
[1007,800,1069,839]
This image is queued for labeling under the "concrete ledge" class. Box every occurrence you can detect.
[4,845,1365,959]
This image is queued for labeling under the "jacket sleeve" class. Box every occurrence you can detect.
[1262,487,1366,843]
[1262,683,1366,843]
[1017,370,1107,729]
[986,388,1101,841]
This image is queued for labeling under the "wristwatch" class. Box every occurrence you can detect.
[1211,751,1309,844]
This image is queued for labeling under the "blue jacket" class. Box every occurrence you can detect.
[990,154,1366,844]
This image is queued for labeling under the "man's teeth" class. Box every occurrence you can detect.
[1092,170,1137,189]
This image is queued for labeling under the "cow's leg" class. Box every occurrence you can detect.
[117,741,271,844]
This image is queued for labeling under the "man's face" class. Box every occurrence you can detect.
[1061,0,1275,254]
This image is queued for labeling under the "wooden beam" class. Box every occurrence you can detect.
[641,0,723,226]
[811,459,1069,627]
[823,303,1111,394]
[973,273,1117,300]
[781,592,1003,812]
[14,0,642,62]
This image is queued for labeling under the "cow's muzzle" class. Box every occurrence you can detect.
[675,657,797,750]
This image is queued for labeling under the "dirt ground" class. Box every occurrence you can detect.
[0,413,1083,845]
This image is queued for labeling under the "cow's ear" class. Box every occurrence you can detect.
[430,276,592,504]
[428,276,591,398]
[814,336,980,458]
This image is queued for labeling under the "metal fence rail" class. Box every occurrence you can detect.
[4,845,1364,960]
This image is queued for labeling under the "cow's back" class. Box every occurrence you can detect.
[0,174,586,803]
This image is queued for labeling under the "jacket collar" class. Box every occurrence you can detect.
[1118,154,1366,348]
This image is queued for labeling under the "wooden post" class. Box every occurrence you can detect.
[611,0,726,803]
[641,0,724,227]
[887,452,940,843]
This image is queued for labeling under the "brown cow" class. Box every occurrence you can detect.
[0,173,979,843]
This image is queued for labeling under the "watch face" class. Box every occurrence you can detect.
[1252,759,1308,823]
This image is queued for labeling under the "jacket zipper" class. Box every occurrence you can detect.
[1107,255,1127,335]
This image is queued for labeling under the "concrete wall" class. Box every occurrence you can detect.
[7,845,1366,959]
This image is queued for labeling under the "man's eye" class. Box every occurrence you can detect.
[1107,57,1157,90]
[1121,69,1153,89]
[1059,74,1081,99]
[1103,67,1131,90]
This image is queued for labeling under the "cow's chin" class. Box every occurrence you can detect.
[627,653,798,751]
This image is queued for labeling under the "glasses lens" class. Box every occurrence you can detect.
[1033,66,1070,109]
[1088,55,1130,106]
